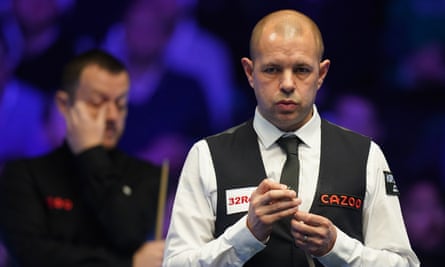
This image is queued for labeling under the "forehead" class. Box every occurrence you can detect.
[77,64,129,98]
[252,12,322,61]
[256,30,319,63]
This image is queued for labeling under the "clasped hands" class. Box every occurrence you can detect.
[246,179,337,257]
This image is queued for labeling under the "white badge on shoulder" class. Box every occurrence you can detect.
[226,187,256,215]
[384,171,400,195]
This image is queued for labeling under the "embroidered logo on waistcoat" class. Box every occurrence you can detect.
[46,196,73,211]
[319,193,363,210]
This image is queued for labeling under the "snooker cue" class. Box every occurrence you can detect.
[155,159,169,240]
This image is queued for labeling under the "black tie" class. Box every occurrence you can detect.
[277,136,316,267]
[277,135,302,194]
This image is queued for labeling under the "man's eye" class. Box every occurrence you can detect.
[263,66,280,74]
[294,67,311,73]
[86,98,104,108]
[116,102,127,111]
[88,100,103,108]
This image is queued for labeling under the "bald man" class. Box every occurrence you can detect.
[163,9,419,267]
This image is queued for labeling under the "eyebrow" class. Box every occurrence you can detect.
[89,89,128,100]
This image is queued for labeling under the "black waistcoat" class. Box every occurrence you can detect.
[206,119,370,267]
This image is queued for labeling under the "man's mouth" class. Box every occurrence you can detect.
[277,100,297,111]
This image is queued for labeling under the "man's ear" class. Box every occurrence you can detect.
[317,59,330,89]
[241,57,254,89]
[55,91,70,116]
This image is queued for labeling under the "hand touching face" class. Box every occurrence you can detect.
[56,64,129,153]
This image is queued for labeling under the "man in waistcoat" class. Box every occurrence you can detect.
[163,9,419,267]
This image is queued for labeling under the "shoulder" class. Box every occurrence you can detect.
[2,147,64,173]
[206,120,253,142]
[322,119,372,142]
[0,148,65,194]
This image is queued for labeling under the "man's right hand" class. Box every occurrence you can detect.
[133,240,165,267]
[63,101,106,154]
[246,179,301,242]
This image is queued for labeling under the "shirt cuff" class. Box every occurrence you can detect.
[317,227,358,266]
[225,215,266,262]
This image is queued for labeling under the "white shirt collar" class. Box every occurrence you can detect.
[253,105,321,149]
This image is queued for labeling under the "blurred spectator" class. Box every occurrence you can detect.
[62,0,126,52]
[3,0,76,95]
[400,175,445,267]
[102,0,213,181]
[382,0,445,90]
[164,0,236,131]
[321,93,385,143]
[395,40,445,91]
[103,0,236,133]
[0,25,51,172]
[0,48,165,267]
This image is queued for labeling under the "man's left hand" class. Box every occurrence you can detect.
[291,210,337,257]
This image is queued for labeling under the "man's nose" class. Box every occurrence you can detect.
[280,70,295,93]
[105,102,119,119]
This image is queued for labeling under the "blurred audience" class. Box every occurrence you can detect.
[0,25,51,172]
[400,174,445,267]
[382,0,445,91]
[2,0,76,95]
[321,93,385,143]
[62,0,126,52]
[163,0,236,131]
[101,0,213,183]
[395,40,445,91]
[103,0,236,132]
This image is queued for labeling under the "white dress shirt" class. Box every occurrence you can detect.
[163,106,420,267]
